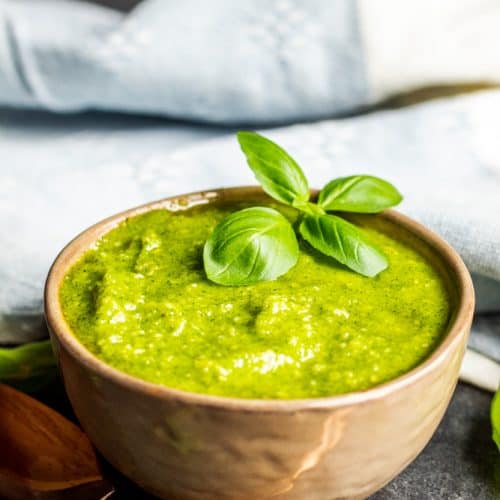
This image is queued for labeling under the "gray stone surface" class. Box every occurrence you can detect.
[372,383,500,500]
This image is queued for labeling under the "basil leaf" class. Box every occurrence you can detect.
[491,388,500,451]
[299,214,388,277]
[204,207,299,286]
[237,131,309,205]
[318,175,403,213]
[0,340,57,393]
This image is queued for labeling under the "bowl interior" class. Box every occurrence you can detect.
[44,186,474,410]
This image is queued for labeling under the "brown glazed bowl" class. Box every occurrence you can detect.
[45,187,474,499]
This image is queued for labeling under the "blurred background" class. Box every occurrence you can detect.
[1,0,500,497]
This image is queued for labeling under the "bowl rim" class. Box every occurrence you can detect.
[44,186,474,412]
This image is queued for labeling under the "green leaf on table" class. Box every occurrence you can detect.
[318,175,403,213]
[204,206,299,286]
[0,340,57,393]
[237,131,309,206]
[299,213,388,277]
[491,387,500,451]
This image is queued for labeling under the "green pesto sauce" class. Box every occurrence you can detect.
[60,201,452,399]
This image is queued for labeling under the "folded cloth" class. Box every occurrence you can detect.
[1,91,499,362]
[0,109,222,344]
[2,0,500,123]
[1,0,499,389]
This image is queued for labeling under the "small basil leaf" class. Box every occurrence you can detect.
[491,388,500,451]
[204,207,299,286]
[299,214,388,277]
[318,175,403,213]
[237,131,309,205]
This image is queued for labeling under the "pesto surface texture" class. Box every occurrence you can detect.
[60,201,451,399]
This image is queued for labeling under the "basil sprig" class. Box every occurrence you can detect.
[203,131,402,285]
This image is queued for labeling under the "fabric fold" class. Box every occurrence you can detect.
[0,0,369,123]
[1,90,499,351]
[2,0,500,123]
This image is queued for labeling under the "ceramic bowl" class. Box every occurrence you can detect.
[44,187,474,499]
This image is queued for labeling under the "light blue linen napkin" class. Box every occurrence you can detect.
[3,0,500,123]
[1,91,499,361]
[0,0,498,386]
[0,0,367,122]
